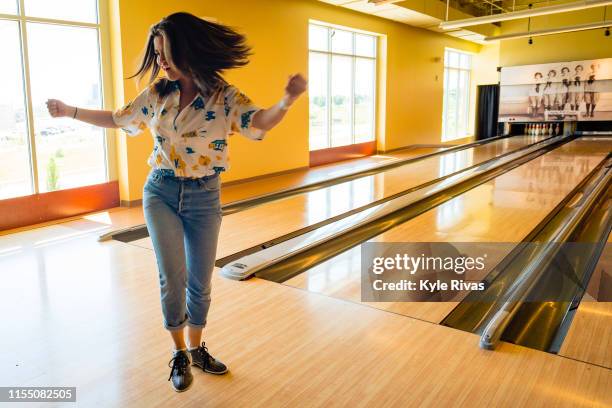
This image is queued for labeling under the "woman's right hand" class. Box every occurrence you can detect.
[46,99,73,118]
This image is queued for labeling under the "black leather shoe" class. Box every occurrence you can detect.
[189,342,228,375]
[168,350,193,392]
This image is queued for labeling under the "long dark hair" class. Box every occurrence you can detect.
[129,12,252,97]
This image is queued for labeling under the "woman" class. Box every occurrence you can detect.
[46,12,307,393]
[569,65,584,112]
[542,69,557,111]
[557,66,571,111]
[528,72,543,118]
[584,63,599,118]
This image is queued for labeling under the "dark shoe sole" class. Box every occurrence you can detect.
[171,379,193,393]
[192,361,228,375]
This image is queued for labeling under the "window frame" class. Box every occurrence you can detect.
[308,22,377,151]
[442,47,473,142]
[0,0,116,197]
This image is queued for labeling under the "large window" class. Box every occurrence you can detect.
[308,23,377,151]
[0,0,108,199]
[442,48,472,142]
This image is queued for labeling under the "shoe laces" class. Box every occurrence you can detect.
[167,352,189,381]
[198,342,213,363]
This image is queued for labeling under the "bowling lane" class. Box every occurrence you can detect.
[219,146,443,204]
[129,135,547,257]
[283,137,612,323]
[558,234,611,368]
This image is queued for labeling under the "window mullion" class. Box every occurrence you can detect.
[465,68,470,137]
[451,52,455,139]
[0,13,20,21]
[457,67,460,138]
[372,55,376,142]
[98,0,113,182]
[442,67,447,141]
[351,38,356,145]
[17,9,40,194]
[311,49,375,61]
[327,49,332,149]
[97,27,110,181]
[459,69,467,137]
[454,67,460,139]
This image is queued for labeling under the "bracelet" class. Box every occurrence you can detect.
[72,107,78,119]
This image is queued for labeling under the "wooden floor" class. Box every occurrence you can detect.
[1,139,610,407]
[1,217,610,407]
[560,302,612,369]
[559,235,612,369]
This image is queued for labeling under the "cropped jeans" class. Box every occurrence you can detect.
[143,169,222,331]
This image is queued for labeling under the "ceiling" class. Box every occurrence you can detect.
[316,0,501,43]
[448,0,560,16]
[316,0,439,28]
[316,0,583,44]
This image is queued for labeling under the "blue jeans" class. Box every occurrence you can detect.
[143,169,222,331]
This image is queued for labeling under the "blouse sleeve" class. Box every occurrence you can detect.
[225,85,266,141]
[112,83,154,137]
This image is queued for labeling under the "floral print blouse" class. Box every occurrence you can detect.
[112,79,266,178]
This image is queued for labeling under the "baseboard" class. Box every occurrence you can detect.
[120,199,143,208]
[310,141,376,167]
[221,166,310,187]
[0,181,119,231]
[379,143,456,154]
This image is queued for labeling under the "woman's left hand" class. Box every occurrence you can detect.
[285,73,307,102]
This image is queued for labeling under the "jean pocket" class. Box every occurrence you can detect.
[149,171,164,185]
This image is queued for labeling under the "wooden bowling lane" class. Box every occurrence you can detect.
[558,234,612,368]
[559,302,612,369]
[219,146,443,204]
[128,135,547,258]
[284,137,612,325]
[1,226,610,406]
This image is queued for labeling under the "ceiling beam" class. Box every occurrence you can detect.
[439,0,612,30]
[484,19,612,41]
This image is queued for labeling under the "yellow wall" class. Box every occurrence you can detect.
[110,0,493,201]
[473,43,500,85]
[499,8,611,66]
